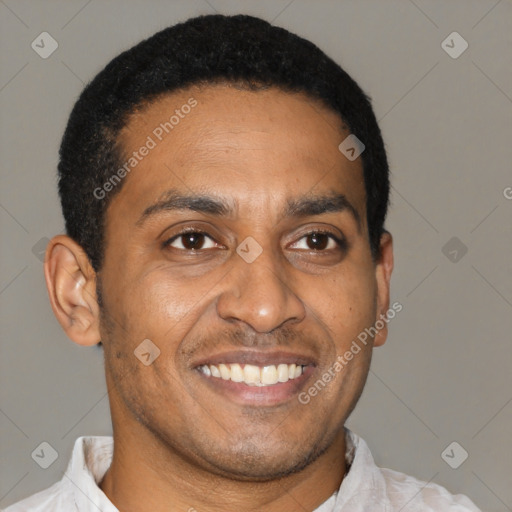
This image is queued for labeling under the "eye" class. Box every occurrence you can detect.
[162,228,344,253]
[290,231,344,251]
[163,230,218,251]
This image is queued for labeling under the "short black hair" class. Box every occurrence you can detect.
[58,13,389,272]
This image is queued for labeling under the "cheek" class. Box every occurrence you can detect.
[311,264,378,346]
[112,267,216,351]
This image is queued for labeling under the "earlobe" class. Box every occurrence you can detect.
[373,231,394,347]
[44,235,101,347]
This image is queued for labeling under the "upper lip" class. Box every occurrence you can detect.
[192,350,317,368]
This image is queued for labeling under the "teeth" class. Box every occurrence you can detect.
[230,363,244,382]
[244,364,261,385]
[199,363,305,386]
[261,365,279,385]
[277,363,289,382]
[219,363,230,380]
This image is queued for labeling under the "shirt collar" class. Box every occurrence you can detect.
[63,428,382,512]
[65,435,117,511]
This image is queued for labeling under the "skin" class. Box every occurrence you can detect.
[45,84,393,512]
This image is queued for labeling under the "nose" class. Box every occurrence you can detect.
[216,245,306,334]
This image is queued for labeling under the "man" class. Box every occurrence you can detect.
[5,14,481,512]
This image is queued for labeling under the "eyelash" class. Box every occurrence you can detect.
[162,228,346,252]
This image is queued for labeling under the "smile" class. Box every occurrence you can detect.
[198,363,307,386]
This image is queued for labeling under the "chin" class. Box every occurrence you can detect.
[209,456,312,482]
[197,436,330,482]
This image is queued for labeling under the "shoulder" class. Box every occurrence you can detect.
[2,435,115,512]
[2,480,72,512]
[381,467,482,511]
[344,430,481,511]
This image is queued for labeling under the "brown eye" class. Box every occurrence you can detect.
[306,233,330,250]
[164,231,217,251]
[181,233,206,250]
[290,231,343,251]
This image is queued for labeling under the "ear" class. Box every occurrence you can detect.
[373,231,394,347]
[44,235,101,346]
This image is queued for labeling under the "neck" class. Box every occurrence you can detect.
[99,426,347,512]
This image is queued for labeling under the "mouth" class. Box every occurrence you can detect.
[192,351,316,406]
[198,362,308,386]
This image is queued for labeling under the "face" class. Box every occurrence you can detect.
[96,84,391,480]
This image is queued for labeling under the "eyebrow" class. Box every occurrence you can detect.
[136,188,361,230]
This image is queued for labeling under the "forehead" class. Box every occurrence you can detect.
[110,84,366,227]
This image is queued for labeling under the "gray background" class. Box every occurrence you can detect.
[1,0,511,510]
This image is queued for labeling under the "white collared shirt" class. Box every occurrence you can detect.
[3,429,481,511]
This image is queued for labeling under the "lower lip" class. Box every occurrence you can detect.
[196,366,315,406]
